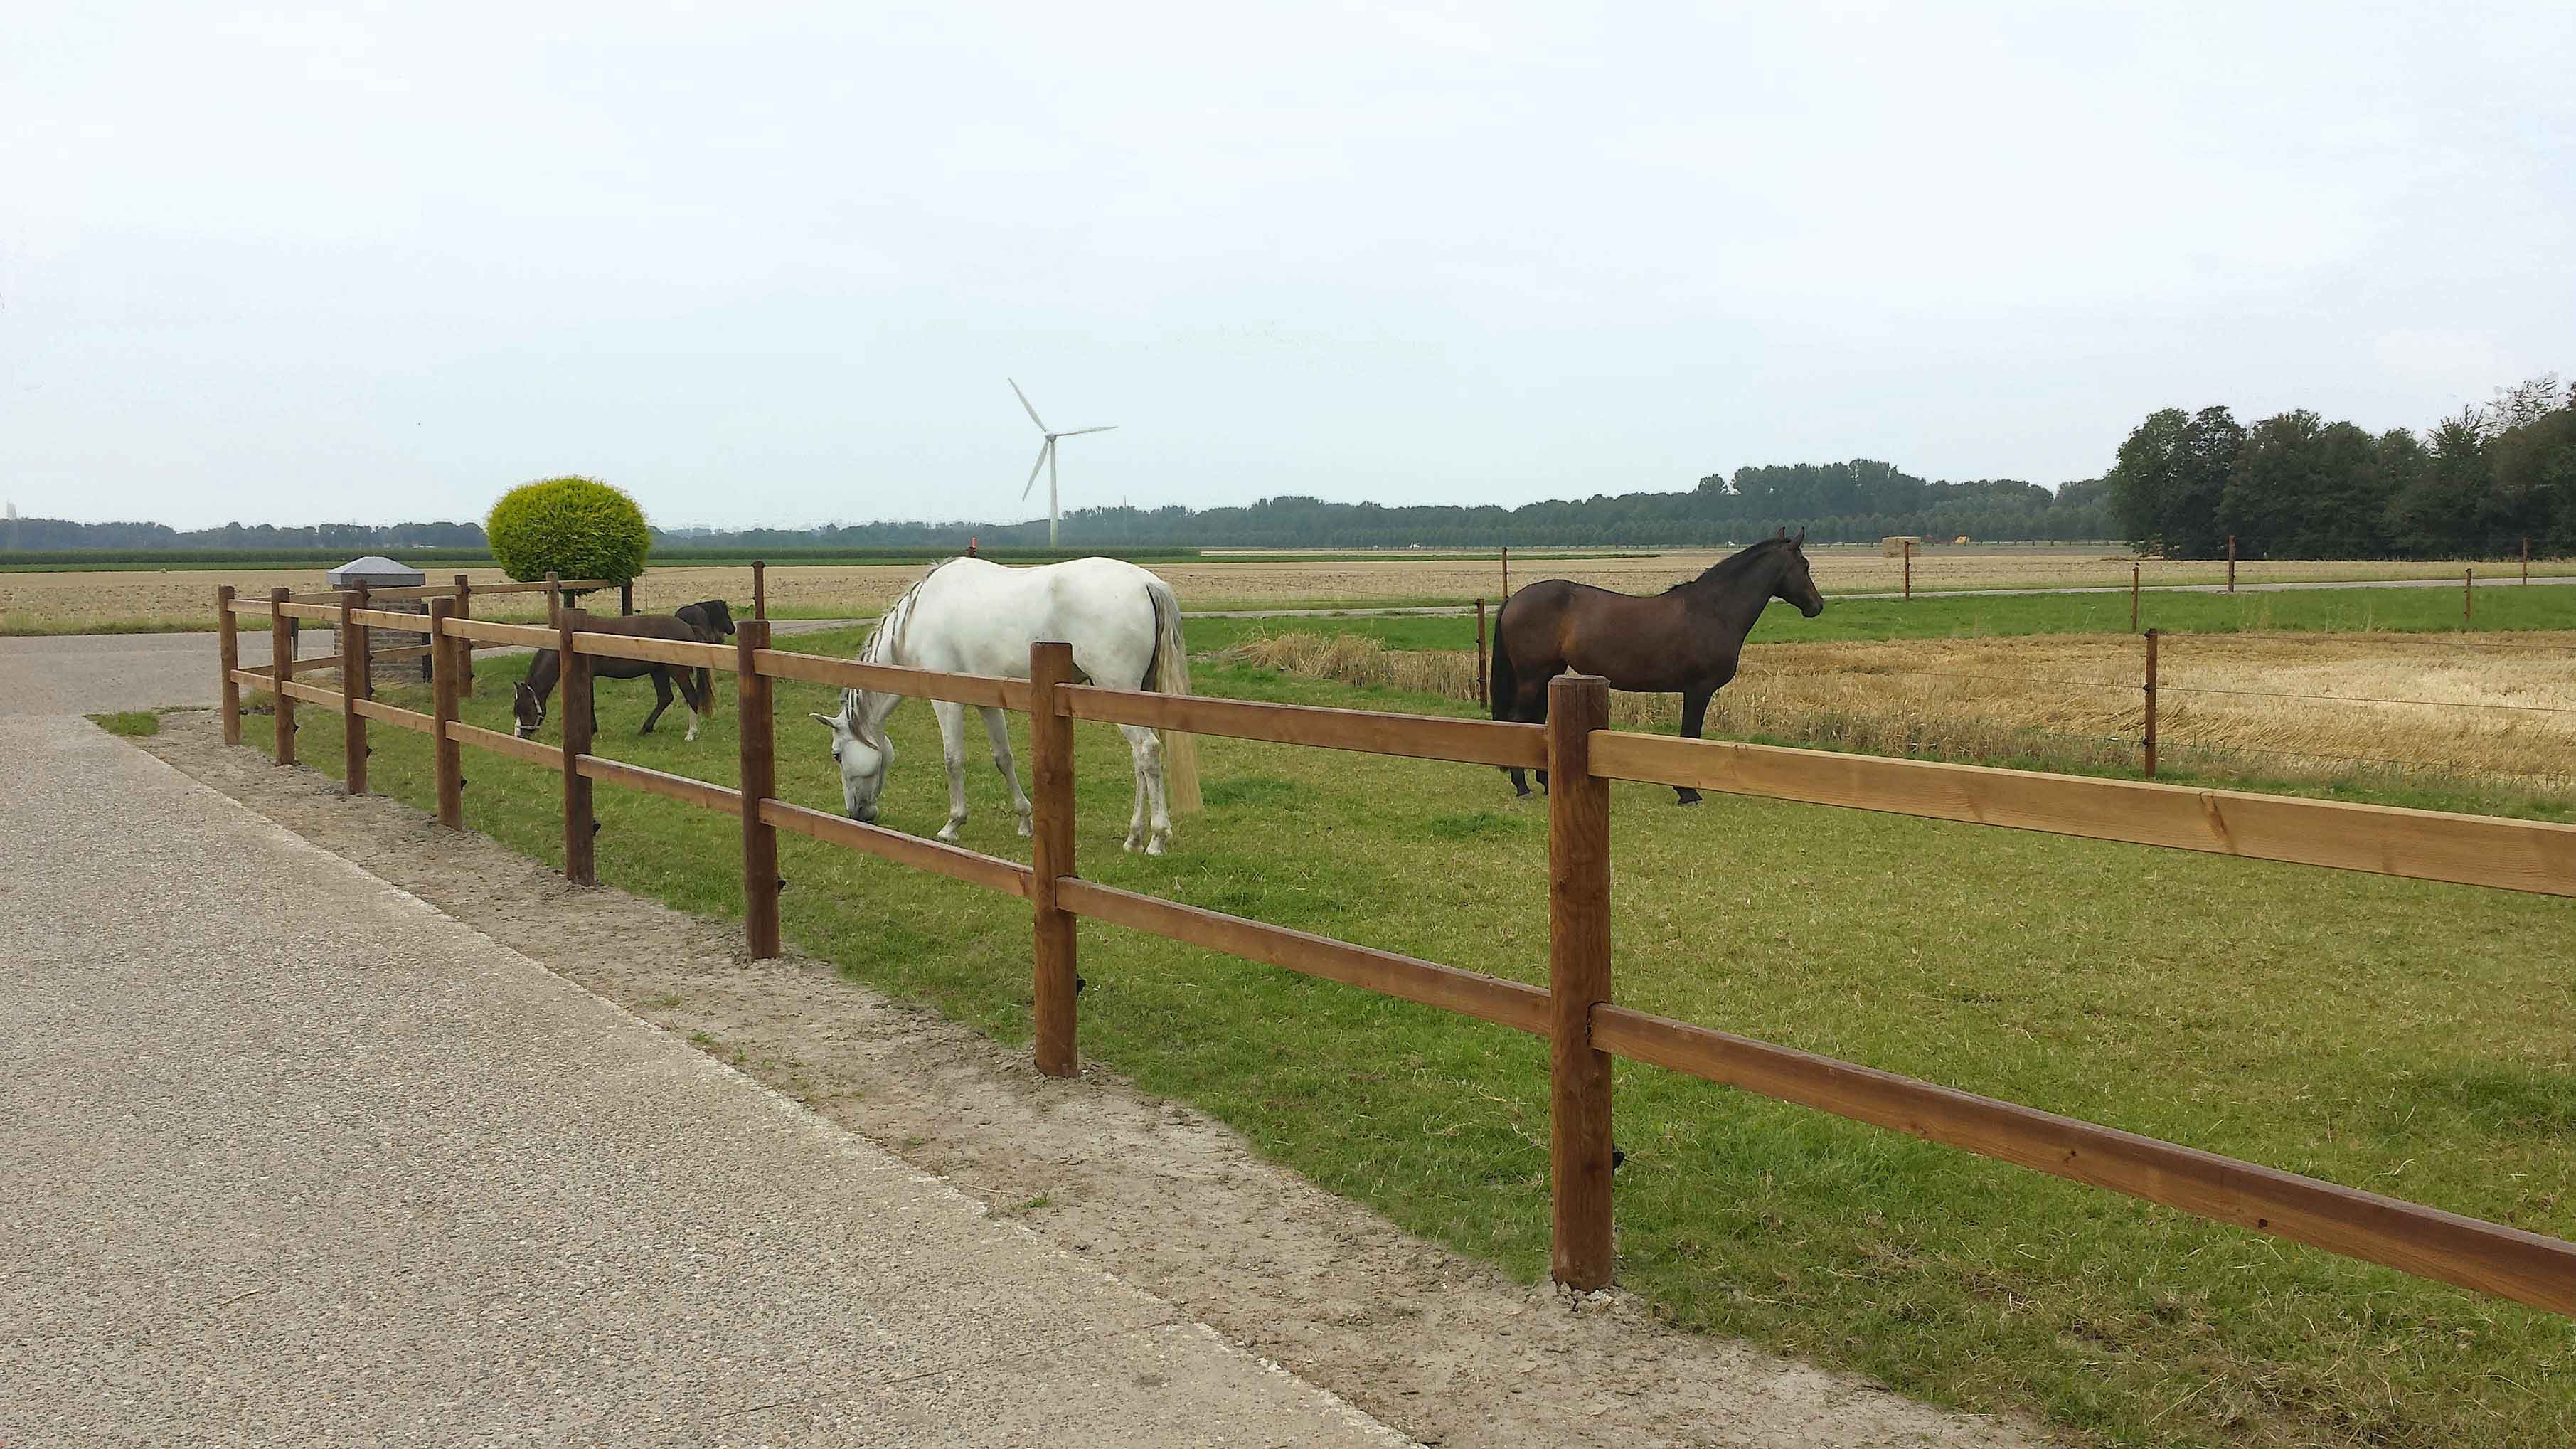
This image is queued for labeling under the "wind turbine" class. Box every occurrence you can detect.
[1010,378,1116,547]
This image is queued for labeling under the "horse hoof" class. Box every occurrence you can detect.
[1146,839,1167,856]
[1016,817,1033,839]
[1675,794,1702,807]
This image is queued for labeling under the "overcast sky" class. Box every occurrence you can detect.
[6,2,2570,531]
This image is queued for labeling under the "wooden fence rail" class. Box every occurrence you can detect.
[213,588,2576,1319]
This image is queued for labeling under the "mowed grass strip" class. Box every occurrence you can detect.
[233,634,2576,1448]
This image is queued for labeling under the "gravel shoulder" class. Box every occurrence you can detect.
[136,710,2052,1449]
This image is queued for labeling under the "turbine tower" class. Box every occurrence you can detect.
[1010,379,1116,547]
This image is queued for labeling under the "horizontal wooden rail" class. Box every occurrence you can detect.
[1587,1004,2576,1317]
[576,755,743,813]
[760,798,1033,897]
[572,630,735,671]
[348,606,431,630]
[273,601,341,622]
[1056,877,1551,1035]
[1060,686,1547,770]
[368,577,608,603]
[753,649,1035,711]
[351,697,433,734]
[228,598,275,616]
[276,678,340,708]
[1588,732,2576,898]
[440,617,557,649]
[445,719,563,770]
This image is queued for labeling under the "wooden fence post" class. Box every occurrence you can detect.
[217,585,241,746]
[1903,539,1913,600]
[2225,536,2236,593]
[2523,536,2530,585]
[738,619,782,958]
[1547,672,1614,1290]
[1030,640,1081,1078]
[753,559,767,620]
[2130,561,2140,632]
[431,599,463,829]
[1501,545,1511,600]
[619,579,635,616]
[270,588,296,766]
[545,570,563,627]
[2465,567,2474,624]
[1475,598,1489,707]
[453,573,475,696]
[2142,628,2159,780]
[560,607,596,886]
[341,585,369,795]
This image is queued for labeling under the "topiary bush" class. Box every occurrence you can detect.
[485,476,651,585]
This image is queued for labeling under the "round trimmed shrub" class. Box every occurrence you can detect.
[485,476,651,585]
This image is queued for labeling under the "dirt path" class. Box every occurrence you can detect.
[140,711,2050,1449]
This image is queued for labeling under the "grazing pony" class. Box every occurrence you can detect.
[513,612,716,742]
[1490,531,1825,802]
[811,557,1201,853]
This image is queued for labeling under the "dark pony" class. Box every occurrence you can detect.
[1489,531,1824,802]
[513,610,719,741]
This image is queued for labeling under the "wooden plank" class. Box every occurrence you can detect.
[1060,685,1547,770]
[366,644,436,666]
[753,648,1033,711]
[269,589,295,767]
[560,610,596,886]
[1054,877,1550,1036]
[1587,1004,2576,1319]
[1586,731,2576,898]
[217,585,240,745]
[446,718,563,770]
[430,600,464,827]
[571,630,734,671]
[228,669,273,694]
[351,696,433,734]
[1029,642,1081,1078]
[274,600,341,622]
[363,577,607,602]
[738,620,782,960]
[760,798,1033,898]
[348,606,427,631]
[1546,674,1614,1290]
[228,598,277,616]
[440,616,557,648]
[577,754,742,813]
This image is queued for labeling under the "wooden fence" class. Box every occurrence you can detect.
[216,589,2576,1318]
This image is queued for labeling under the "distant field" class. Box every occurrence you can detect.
[10,548,2571,635]
[0,544,1201,572]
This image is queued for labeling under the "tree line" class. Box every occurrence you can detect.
[2105,374,2574,558]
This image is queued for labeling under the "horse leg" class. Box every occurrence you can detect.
[1516,675,1558,794]
[1120,723,1169,854]
[979,705,1033,838]
[639,668,673,736]
[932,699,969,843]
[676,664,702,741]
[1673,686,1714,805]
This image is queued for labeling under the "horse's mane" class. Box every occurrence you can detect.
[1680,536,1798,590]
[846,558,963,723]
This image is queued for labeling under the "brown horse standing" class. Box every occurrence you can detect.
[1490,532,1824,802]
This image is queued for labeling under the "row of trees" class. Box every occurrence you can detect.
[2106,375,2575,558]
[0,518,491,552]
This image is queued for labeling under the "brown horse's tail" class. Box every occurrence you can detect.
[1487,603,1517,721]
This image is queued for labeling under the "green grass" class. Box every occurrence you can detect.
[231,639,2576,1447]
[88,710,161,737]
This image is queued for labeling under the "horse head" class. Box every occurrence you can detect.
[1773,528,1824,618]
[811,704,893,823]
[677,599,738,641]
[512,679,546,738]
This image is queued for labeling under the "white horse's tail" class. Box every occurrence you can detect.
[1146,579,1203,814]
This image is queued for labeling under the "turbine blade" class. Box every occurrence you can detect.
[1008,378,1047,432]
[1021,440,1051,499]
[1055,425,1117,437]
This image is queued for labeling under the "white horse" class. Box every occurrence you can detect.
[811,557,1203,854]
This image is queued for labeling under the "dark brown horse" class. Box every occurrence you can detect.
[1490,532,1824,802]
[513,612,716,742]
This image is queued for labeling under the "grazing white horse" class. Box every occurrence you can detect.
[812,557,1203,854]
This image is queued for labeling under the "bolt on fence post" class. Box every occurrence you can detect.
[1546,672,1615,1291]
[753,559,767,620]
[1475,598,1489,706]
[1030,640,1081,1078]
[217,585,241,746]
[738,619,782,959]
[430,600,463,829]
[560,607,596,886]
[2142,628,2159,780]
[341,585,369,795]
[453,573,475,696]
[270,588,296,766]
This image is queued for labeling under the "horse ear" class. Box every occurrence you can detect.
[1775,526,1787,539]
[809,711,842,731]
[1794,526,1806,546]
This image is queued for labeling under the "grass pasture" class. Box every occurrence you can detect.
[219,633,2576,1448]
